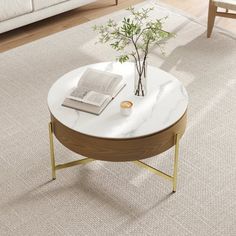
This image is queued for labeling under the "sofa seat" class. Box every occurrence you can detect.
[33,0,69,11]
[0,0,32,21]
[0,0,97,33]
[0,0,33,21]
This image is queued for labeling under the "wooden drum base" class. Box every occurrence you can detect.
[48,111,187,192]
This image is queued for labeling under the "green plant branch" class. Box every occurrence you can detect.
[131,36,142,74]
[93,6,174,96]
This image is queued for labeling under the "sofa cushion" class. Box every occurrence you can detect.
[33,0,68,11]
[0,0,32,22]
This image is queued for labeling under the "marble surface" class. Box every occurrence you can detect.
[48,62,188,139]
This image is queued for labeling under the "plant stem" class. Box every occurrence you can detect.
[131,37,142,74]
[135,70,145,96]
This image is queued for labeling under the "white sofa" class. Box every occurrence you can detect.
[0,0,97,33]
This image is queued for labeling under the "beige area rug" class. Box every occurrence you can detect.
[0,1,236,235]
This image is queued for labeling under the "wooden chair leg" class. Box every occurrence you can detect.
[207,0,217,38]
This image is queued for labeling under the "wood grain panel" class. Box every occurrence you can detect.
[51,110,187,162]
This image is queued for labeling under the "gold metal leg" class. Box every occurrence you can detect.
[49,122,56,180]
[49,120,181,191]
[55,158,94,170]
[133,133,181,193]
[133,161,173,182]
[48,122,94,180]
[173,133,180,192]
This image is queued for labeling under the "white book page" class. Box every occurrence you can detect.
[67,88,110,107]
[67,86,89,102]
[77,68,123,96]
[83,91,110,106]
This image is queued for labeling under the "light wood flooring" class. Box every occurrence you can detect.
[0,0,235,52]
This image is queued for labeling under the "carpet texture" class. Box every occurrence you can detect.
[0,1,236,235]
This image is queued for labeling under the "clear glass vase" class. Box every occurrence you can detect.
[134,61,147,96]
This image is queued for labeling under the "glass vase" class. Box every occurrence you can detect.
[134,61,147,96]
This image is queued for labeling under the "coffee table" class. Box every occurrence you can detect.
[48,62,188,192]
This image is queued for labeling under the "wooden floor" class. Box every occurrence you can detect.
[0,0,235,52]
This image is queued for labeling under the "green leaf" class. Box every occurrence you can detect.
[93,6,174,64]
[118,55,129,63]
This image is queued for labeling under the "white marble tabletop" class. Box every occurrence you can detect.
[48,62,188,139]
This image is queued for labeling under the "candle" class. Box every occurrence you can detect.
[120,101,133,116]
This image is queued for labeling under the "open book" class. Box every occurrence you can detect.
[62,68,126,115]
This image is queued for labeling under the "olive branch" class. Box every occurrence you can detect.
[93,7,174,96]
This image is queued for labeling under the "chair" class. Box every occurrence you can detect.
[207,0,236,38]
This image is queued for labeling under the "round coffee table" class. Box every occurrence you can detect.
[48,62,188,192]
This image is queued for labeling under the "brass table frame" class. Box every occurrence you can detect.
[48,122,180,192]
[49,122,180,192]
